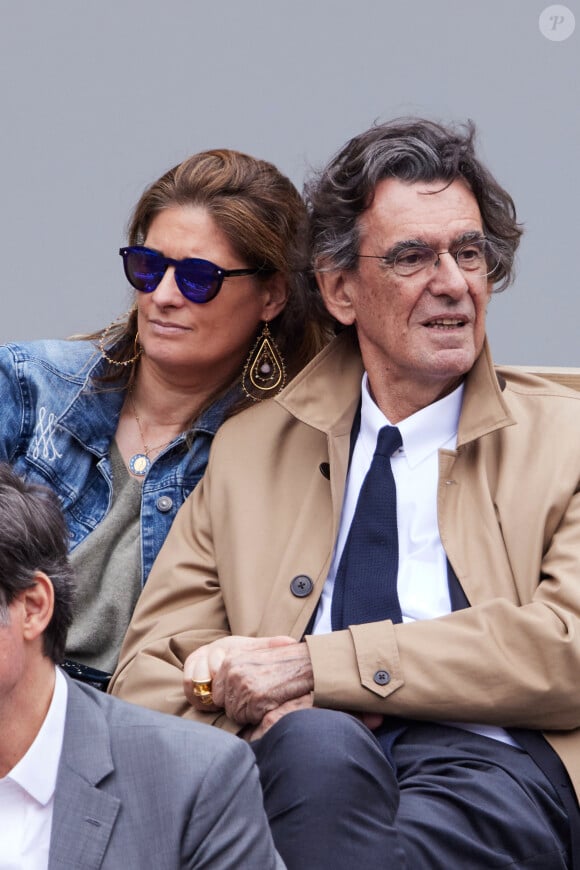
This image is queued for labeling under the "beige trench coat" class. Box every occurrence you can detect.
[111,332,580,800]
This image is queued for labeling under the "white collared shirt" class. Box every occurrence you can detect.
[314,374,515,747]
[0,667,68,870]
[314,372,463,634]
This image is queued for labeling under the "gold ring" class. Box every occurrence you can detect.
[192,679,214,706]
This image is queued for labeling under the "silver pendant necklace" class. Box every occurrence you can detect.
[128,392,173,477]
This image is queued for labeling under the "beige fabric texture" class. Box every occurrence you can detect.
[110,332,580,800]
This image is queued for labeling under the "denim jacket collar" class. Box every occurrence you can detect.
[58,353,239,458]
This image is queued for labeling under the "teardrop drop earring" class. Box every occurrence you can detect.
[241,322,287,401]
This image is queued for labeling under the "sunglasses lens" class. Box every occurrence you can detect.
[122,248,166,293]
[120,248,224,303]
[175,261,222,303]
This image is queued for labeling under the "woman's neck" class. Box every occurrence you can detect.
[131,358,231,429]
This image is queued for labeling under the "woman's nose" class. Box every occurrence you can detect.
[151,266,185,305]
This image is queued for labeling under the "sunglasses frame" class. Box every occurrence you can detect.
[119,245,270,304]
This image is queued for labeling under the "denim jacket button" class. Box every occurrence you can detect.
[156,495,173,513]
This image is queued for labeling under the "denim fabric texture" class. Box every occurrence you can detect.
[0,339,236,585]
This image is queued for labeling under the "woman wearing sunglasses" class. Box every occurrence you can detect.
[0,149,331,684]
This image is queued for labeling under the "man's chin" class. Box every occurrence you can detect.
[426,347,477,381]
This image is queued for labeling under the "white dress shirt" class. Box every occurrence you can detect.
[314,372,462,634]
[314,373,515,746]
[0,667,68,870]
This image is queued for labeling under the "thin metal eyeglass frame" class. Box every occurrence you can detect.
[357,238,499,279]
[119,246,271,303]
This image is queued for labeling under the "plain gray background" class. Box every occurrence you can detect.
[1,0,578,364]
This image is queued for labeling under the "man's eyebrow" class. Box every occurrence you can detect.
[378,239,426,261]
[377,230,485,261]
[453,230,486,246]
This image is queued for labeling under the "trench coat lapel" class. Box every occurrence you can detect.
[257,333,364,638]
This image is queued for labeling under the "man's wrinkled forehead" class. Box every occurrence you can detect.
[357,177,482,248]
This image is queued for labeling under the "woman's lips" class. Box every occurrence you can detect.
[148,319,191,334]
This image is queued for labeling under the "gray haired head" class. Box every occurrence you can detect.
[0,464,74,663]
[305,118,523,291]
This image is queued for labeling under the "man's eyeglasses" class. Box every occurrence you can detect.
[119,246,273,304]
[358,238,500,279]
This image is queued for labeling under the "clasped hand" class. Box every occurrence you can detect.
[183,635,315,727]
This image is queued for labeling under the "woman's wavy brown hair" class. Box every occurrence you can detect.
[87,149,333,412]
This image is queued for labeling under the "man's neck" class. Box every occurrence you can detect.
[0,658,55,777]
[366,372,464,424]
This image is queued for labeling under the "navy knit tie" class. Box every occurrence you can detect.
[331,425,403,630]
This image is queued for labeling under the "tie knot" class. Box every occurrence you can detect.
[375,425,402,458]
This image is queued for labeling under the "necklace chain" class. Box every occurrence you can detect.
[127,391,177,477]
[129,391,174,456]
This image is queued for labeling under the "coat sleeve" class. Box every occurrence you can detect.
[306,479,580,731]
[182,735,285,869]
[109,472,239,731]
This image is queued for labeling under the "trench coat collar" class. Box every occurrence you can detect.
[276,331,515,446]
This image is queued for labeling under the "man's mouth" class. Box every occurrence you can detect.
[423,317,467,329]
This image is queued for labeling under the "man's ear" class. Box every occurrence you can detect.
[260,273,289,322]
[21,572,54,642]
[315,268,357,327]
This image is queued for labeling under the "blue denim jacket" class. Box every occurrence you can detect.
[0,339,237,585]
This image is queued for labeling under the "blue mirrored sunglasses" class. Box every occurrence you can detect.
[119,246,272,304]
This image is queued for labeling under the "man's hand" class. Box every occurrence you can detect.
[183,635,298,712]
[183,636,314,725]
[241,694,385,742]
[209,640,315,725]
[359,711,385,731]
[183,635,384,733]
[242,693,315,741]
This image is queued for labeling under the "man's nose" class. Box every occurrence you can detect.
[428,250,469,298]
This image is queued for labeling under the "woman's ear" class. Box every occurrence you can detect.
[315,267,357,326]
[260,273,289,321]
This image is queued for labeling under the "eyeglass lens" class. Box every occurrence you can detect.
[394,240,497,277]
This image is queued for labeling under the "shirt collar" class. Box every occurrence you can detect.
[192,383,242,436]
[7,667,68,806]
[360,372,464,468]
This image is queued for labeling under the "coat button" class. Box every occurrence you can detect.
[373,670,391,686]
[156,495,173,513]
[319,462,330,480]
[290,575,314,598]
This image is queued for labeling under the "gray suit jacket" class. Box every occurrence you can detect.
[49,675,284,869]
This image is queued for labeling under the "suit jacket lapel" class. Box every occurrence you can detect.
[49,677,120,870]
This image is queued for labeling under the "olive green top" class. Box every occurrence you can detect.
[66,441,142,673]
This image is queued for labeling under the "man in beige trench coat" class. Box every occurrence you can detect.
[111,118,580,869]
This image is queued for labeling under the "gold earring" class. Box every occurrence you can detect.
[241,322,286,401]
[99,316,142,368]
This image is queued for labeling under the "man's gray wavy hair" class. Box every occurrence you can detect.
[305,118,523,292]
